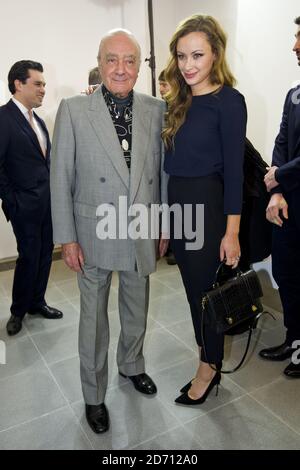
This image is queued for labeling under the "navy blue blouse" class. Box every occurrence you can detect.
[164,85,247,214]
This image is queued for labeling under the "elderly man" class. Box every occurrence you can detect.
[259,17,300,378]
[50,29,167,433]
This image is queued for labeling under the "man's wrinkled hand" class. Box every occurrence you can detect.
[62,242,85,273]
[266,193,288,227]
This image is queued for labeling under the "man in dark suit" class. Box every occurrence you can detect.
[0,60,63,336]
[259,17,300,378]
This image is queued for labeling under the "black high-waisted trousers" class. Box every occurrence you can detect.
[168,174,226,364]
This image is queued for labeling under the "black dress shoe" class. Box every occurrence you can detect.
[284,362,300,378]
[85,403,109,433]
[166,253,177,265]
[6,315,23,336]
[259,342,294,361]
[119,372,157,395]
[175,372,221,406]
[28,305,63,319]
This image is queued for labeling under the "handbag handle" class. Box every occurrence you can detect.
[214,262,257,308]
[200,307,276,374]
[213,261,242,288]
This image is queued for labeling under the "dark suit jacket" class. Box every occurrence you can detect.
[273,85,300,194]
[0,99,51,222]
[240,138,272,265]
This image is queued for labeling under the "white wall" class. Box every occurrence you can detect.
[1,0,300,260]
[153,0,239,90]
[233,0,300,160]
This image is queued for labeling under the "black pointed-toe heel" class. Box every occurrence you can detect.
[180,363,222,393]
[175,372,221,406]
[180,379,194,394]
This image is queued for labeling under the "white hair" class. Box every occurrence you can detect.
[97,28,141,63]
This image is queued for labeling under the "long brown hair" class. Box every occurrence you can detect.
[162,14,236,149]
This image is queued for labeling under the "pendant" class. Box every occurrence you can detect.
[122,139,129,151]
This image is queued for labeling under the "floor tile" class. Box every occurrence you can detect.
[152,259,178,275]
[49,356,82,405]
[259,307,283,331]
[185,395,300,450]
[149,279,175,300]
[72,384,178,450]
[251,376,300,433]
[0,366,67,431]
[222,336,285,392]
[49,261,77,283]
[45,284,67,304]
[107,288,119,312]
[68,296,80,312]
[0,336,43,381]
[133,426,202,450]
[154,270,184,293]
[0,276,13,297]
[30,323,79,365]
[148,293,190,327]
[165,320,198,353]
[262,285,283,312]
[55,278,80,300]
[109,272,119,288]
[142,328,196,375]
[0,270,14,284]
[258,326,287,348]
[0,407,92,450]
[0,298,10,319]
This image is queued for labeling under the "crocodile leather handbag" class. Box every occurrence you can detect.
[201,264,264,335]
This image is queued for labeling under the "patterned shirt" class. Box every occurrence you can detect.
[102,85,133,170]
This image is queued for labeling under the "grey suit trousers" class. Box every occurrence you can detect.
[78,264,149,405]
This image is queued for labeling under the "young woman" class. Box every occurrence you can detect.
[163,14,247,405]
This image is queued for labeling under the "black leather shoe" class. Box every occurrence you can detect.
[119,372,157,395]
[28,305,63,319]
[175,372,221,406]
[85,403,109,433]
[166,253,177,265]
[6,315,23,336]
[284,362,300,378]
[259,342,294,361]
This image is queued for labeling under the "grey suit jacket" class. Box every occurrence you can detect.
[50,87,167,276]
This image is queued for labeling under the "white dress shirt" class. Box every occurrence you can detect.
[12,97,47,153]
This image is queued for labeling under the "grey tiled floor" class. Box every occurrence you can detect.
[0,259,300,450]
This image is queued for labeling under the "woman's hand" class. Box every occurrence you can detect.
[220,233,241,268]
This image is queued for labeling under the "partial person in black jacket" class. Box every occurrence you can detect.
[259,18,300,378]
[0,60,63,336]
[239,138,272,270]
